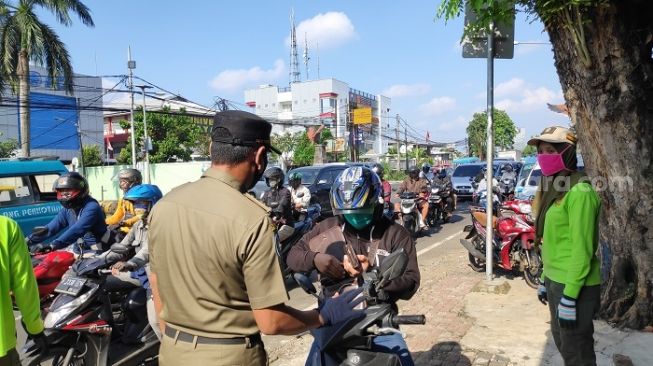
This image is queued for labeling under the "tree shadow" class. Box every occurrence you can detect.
[411,341,472,366]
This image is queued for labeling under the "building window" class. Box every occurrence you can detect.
[265,104,268,108]
[313,98,317,103]
[272,103,276,107]
[303,99,307,103]
[294,100,298,104]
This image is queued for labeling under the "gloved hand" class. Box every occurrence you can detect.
[25,330,48,355]
[557,295,577,329]
[537,285,547,305]
[112,261,136,272]
[31,243,53,254]
[319,288,365,326]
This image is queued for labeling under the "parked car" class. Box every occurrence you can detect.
[451,162,501,200]
[287,163,350,217]
[0,159,68,235]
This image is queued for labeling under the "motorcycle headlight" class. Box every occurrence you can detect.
[44,283,99,329]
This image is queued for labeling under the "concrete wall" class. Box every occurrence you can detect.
[85,161,211,201]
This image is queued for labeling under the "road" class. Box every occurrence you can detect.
[14,200,473,363]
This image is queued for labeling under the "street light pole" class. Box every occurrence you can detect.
[127,47,137,168]
[485,21,495,282]
[135,84,153,183]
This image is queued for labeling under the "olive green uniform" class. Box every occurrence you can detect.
[149,168,289,366]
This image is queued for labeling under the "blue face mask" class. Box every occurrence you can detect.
[343,213,373,230]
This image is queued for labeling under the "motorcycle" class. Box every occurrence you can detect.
[398,192,422,237]
[427,183,451,227]
[21,244,160,366]
[294,249,425,365]
[459,200,542,288]
[499,177,516,201]
[272,199,322,278]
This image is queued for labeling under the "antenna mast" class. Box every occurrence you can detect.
[303,33,310,80]
[289,8,301,84]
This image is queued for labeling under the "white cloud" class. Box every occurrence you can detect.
[286,12,357,50]
[210,59,285,93]
[382,83,431,98]
[418,96,457,117]
[496,87,562,113]
[495,78,525,98]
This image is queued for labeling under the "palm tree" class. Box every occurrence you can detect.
[0,0,94,157]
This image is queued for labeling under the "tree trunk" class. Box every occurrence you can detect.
[541,0,653,329]
[17,49,30,157]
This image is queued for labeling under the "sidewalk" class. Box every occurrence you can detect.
[269,246,653,366]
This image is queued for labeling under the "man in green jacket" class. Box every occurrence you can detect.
[0,216,47,365]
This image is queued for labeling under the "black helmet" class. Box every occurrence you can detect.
[371,163,384,179]
[263,167,285,188]
[503,164,513,172]
[331,166,381,216]
[117,168,142,191]
[53,172,89,209]
[408,166,420,178]
[421,163,431,173]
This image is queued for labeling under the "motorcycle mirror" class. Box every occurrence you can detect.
[293,272,319,298]
[378,249,408,283]
[32,226,48,236]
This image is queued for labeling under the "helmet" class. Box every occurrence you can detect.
[438,168,447,179]
[503,164,513,172]
[124,184,163,204]
[288,171,302,182]
[117,169,142,188]
[408,166,420,179]
[331,166,381,216]
[421,163,431,173]
[371,163,384,179]
[263,167,285,188]
[53,172,89,209]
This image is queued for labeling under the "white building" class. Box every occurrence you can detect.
[244,78,391,157]
[0,65,103,161]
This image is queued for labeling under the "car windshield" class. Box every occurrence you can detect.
[453,165,482,177]
[528,169,542,186]
[289,168,320,185]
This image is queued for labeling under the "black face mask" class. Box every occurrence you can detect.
[246,152,268,191]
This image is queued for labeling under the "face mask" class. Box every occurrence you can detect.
[246,152,268,191]
[344,213,373,230]
[269,179,279,188]
[537,145,571,176]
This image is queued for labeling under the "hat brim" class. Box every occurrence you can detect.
[527,136,572,146]
[267,144,281,155]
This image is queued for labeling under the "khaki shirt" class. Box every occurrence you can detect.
[149,168,289,338]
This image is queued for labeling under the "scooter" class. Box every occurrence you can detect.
[294,249,425,365]
[398,192,422,237]
[21,244,160,366]
[459,201,542,288]
[427,183,452,227]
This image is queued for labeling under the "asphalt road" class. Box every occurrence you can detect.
[14,199,473,362]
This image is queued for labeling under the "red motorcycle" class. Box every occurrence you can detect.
[27,227,75,307]
[460,200,542,288]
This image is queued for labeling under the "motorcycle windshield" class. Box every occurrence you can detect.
[72,256,109,276]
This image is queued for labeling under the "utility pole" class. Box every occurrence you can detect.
[75,98,85,177]
[127,47,137,168]
[135,85,153,183]
[485,21,496,281]
[404,122,409,172]
[395,114,400,170]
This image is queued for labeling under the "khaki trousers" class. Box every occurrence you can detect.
[159,331,268,366]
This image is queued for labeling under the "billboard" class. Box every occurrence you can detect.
[29,93,79,150]
[352,107,372,125]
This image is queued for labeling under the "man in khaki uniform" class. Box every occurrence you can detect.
[149,111,364,366]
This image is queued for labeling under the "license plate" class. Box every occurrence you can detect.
[54,276,87,296]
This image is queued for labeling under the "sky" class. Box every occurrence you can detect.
[43,0,571,145]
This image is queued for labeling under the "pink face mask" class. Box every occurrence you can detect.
[537,145,571,176]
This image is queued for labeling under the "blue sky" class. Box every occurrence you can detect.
[45,0,570,144]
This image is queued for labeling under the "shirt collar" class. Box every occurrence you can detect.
[202,168,244,191]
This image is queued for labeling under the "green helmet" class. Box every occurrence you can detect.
[288,172,303,182]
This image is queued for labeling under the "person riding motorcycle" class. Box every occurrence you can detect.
[286,166,420,366]
[288,172,311,212]
[395,166,430,230]
[109,184,163,340]
[500,164,517,182]
[433,168,455,217]
[260,167,295,241]
[372,163,393,218]
[419,162,434,184]
[28,172,108,255]
[105,168,143,239]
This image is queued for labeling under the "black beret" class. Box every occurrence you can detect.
[210,110,280,154]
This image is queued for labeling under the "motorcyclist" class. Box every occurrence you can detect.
[288,172,311,212]
[395,166,430,230]
[286,166,420,365]
[419,162,434,184]
[433,168,455,217]
[500,164,517,182]
[260,167,295,241]
[372,163,393,218]
[109,184,163,340]
[28,172,108,255]
[105,168,143,240]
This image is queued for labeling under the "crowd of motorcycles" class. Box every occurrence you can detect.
[19,170,539,366]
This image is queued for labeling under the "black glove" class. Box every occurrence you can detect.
[319,288,365,326]
[112,261,137,272]
[31,243,53,254]
[537,285,547,305]
[557,295,577,329]
[29,331,48,354]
